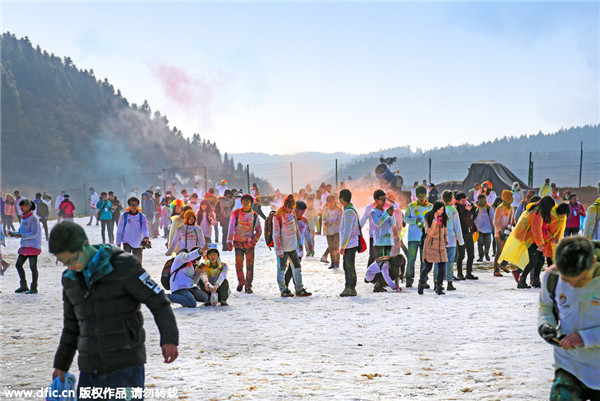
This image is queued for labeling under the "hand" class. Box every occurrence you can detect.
[52,368,65,382]
[14,233,22,238]
[277,253,284,258]
[116,243,121,248]
[393,286,403,293]
[560,332,584,350]
[204,283,211,292]
[340,248,345,256]
[247,238,256,247]
[228,243,234,251]
[161,344,178,363]
[386,206,394,215]
[299,245,303,253]
[211,285,218,293]
[537,244,545,253]
[538,324,560,346]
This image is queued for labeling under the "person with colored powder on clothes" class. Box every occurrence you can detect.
[538,236,600,400]
[369,189,397,259]
[228,194,262,294]
[492,190,515,277]
[273,195,312,298]
[404,185,432,287]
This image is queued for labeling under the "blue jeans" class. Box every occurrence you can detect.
[168,287,208,307]
[406,241,423,284]
[78,364,144,400]
[434,246,456,282]
[277,251,304,293]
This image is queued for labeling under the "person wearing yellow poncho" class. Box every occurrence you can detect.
[167,199,186,249]
[541,203,569,266]
[499,196,554,289]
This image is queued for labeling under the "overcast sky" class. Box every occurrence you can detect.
[3,1,598,155]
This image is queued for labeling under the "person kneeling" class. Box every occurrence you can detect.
[167,247,209,308]
[199,248,230,306]
[366,254,406,293]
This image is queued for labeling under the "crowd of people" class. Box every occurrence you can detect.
[0,177,598,400]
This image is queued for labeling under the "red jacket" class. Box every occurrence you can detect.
[566,202,585,228]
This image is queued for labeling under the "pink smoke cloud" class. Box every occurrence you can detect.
[150,64,215,110]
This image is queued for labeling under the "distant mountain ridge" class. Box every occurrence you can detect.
[233,125,599,191]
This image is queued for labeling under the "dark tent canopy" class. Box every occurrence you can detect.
[437,160,529,193]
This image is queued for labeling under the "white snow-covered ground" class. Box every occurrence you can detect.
[1,217,555,400]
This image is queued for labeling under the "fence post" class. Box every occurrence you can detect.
[428,158,432,184]
[246,165,250,193]
[290,162,294,194]
[204,166,208,194]
[579,141,583,188]
[528,152,533,188]
[83,182,87,216]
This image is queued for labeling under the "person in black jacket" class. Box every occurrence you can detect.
[455,192,479,280]
[49,222,179,400]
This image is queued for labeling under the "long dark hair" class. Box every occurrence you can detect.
[376,254,406,283]
[425,201,447,227]
[196,200,213,222]
[529,196,555,223]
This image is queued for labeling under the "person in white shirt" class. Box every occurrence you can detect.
[87,188,100,226]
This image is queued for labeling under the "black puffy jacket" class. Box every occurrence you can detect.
[53,246,178,374]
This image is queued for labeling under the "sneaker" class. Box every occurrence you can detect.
[422,283,430,289]
[203,301,212,306]
[308,251,315,257]
[320,257,329,263]
[236,283,244,292]
[245,288,253,294]
[517,282,531,289]
[446,282,456,291]
[417,283,424,295]
[455,274,466,281]
[26,288,38,294]
[296,289,312,297]
[476,257,483,262]
[406,280,413,288]
[15,286,29,293]
[281,289,294,297]
[500,265,510,273]
[531,282,541,289]
[485,255,491,261]
[86,223,92,226]
[511,270,520,284]
[465,274,479,280]
[328,265,336,269]
[494,271,503,277]
[220,300,228,306]
[340,288,357,297]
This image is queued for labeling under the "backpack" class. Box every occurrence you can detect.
[264,211,277,249]
[37,201,49,218]
[160,257,187,291]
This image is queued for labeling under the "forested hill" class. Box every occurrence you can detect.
[1,33,271,194]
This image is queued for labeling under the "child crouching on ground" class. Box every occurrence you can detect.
[199,248,230,306]
[365,254,406,293]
